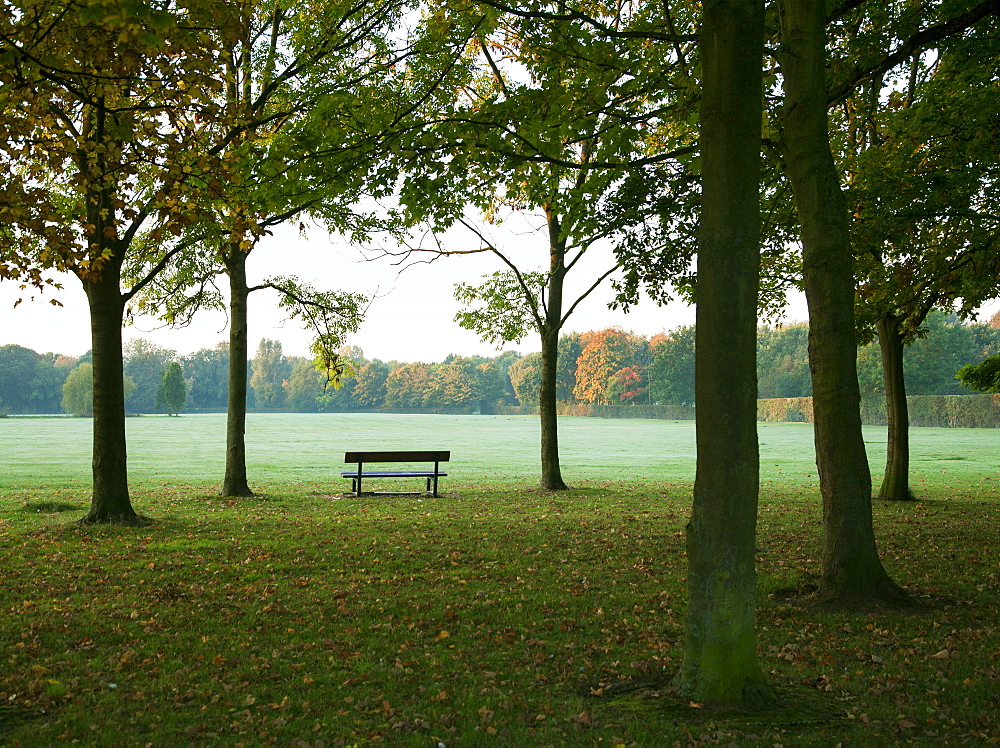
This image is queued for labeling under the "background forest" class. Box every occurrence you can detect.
[3,310,999,416]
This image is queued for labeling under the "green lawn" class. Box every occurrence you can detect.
[1,414,998,745]
[2,412,998,491]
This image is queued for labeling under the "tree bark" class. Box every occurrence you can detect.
[876,313,914,501]
[538,325,566,490]
[779,0,908,604]
[223,244,254,497]
[538,208,568,491]
[80,252,137,523]
[675,0,773,707]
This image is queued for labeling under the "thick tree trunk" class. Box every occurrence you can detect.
[876,314,914,501]
[80,257,137,523]
[676,0,772,707]
[779,0,908,604]
[223,245,254,497]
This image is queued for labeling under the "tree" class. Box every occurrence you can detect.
[674,0,773,706]
[402,3,692,489]
[181,344,230,410]
[424,361,481,410]
[775,0,910,605]
[1,3,249,522]
[284,358,324,413]
[123,339,176,414]
[606,366,647,405]
[572,328,643,404]
[958,317,1000,393]
[125,0,428,497]
[768,0,1000,597]
[61,363,135,418]
[157,362,186,416]
[61,364,95,418]
[648,326,696,406]
[555,334,582,403]
[905,316,981,396]
[969,319,1000,359]
[0,344,68,414]
[316,369,358,412]
[848,27,1000,500]
[756,324,810,399]
[385,363,431,409]
[508,353,542,408]
[250,339,291,410]
[958,356,1000,393]
[354,361,389,408]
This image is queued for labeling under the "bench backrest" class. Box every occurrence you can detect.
[344,451,450,464]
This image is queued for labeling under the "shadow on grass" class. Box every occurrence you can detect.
[589,677,853,739]
[768,584,933,614]
[0,703,40,741]
[19,500,83,514]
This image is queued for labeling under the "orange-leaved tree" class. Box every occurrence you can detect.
[572,328,644,405]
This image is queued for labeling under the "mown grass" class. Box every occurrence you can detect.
[3,412,998,489]
[1,415,999,745]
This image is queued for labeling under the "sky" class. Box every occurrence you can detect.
[0,218,717,364]
[5,217,998,363]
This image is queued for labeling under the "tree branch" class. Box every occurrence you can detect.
[827,0,1000,106]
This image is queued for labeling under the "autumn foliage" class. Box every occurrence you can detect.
[573,329,646,405]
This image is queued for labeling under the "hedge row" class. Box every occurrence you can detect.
[758,394,1000,428]
[501,395,1000,428]
[193,396,1000,427]
[496,404,698,420]
[756,397,814,424]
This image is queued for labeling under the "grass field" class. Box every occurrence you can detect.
[1,414,999,745]
[2,412,999,491]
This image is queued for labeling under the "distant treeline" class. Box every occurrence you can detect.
[2,312,998,416]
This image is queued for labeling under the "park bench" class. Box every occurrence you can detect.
[341,451,450,498]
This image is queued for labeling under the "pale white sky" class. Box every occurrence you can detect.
[6,220,997,363]
[0,214,858,364]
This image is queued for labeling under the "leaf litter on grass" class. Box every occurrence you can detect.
[1,479,999,745]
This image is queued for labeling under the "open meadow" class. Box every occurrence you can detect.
[1,414,999,745]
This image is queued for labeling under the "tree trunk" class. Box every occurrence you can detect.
[779,0,908,604]
[80,255,137,523]
[538,326,567,490]
[876,313,914,501]
[537,208,569,491]
[223,244,254,497]
[675,0,773,707]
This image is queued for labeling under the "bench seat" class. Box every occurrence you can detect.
[342,451,450,497]
[340,469,449,479]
